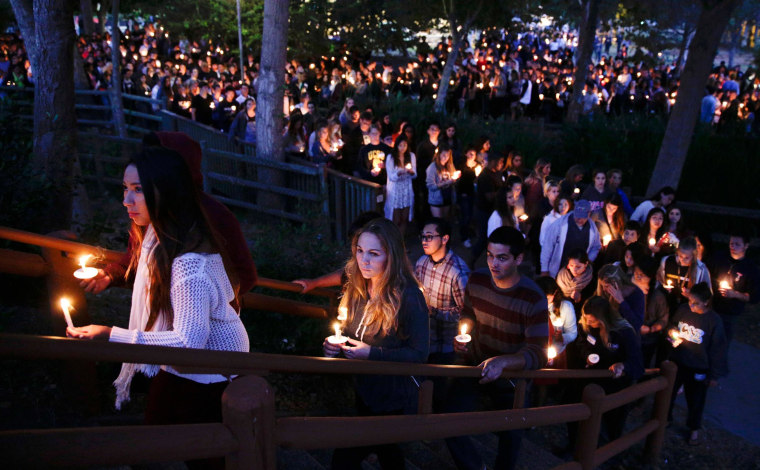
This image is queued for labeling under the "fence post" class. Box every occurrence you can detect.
[644,361,677,464]
[417,380,434,415]
[200,140,211,194]
[512,379,527,409]
[574,383,605,470]
[222,375,276,470]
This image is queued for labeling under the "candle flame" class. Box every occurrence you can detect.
[79,254,92,269]
[602,235,611,247]
[337,306,348,321]
[333,322,341,338]
[474,165,483,177]
[460,323,468,336]
[649,237,657,246]
[60,297,72,313]
[547,346,557,360]
[720,279,730,289]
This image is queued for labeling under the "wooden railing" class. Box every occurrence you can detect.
[0,334,676,470]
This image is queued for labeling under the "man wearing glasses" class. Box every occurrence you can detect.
[415,218,470,369]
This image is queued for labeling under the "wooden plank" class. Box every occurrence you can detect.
[0,423,236,467]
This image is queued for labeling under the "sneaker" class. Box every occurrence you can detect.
[463,239,472,248]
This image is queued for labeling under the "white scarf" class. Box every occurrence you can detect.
[113,225,170,409]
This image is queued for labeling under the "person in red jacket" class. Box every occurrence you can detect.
[80,131,257,310]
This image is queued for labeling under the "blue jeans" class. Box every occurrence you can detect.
[444,377,524,470]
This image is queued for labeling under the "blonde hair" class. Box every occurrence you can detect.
[580,296,631,346]
[595,264,635,309]
[340,218,420,336]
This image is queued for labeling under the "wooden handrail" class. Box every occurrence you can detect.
[0,423,237,467]
[275,403,591,449]
[0,333,621,380]
[593,419,660,468]
[0,226,122,262]
[601,376,666,413]
[0,226,338,300]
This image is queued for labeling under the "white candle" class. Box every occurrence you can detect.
[405,163,412,170]
[73,254,98,280]
[649,237,657,247]
[602,234,612,247]
[719,279,730,290]
[337,306,348,321]
[60,298,74,329]
[474,165,483,177]
[587,353,599,366]
[665,279,674,290]
[547,346,557,360]
[519,214,529,222]
[327,322,347,345]
[455,323,472,344]
[573,187,580,195]
[451,170,462,180]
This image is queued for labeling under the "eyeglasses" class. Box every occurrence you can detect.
[420,234,441,242]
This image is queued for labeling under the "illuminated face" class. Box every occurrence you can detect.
[676,248,694,267]
[729,236,748,260]
[623,229,638,245]
[594,172,606,190]
[632,267,650,294]
[356,232,388,283]
[668,208,681,225]
[446,126,456,138]
[558,198,571,215]
[546,185,559,204]
[511,182,522,200]
[512,155,523,168]
[397,140,408,155]
[466,150,477,163]
[649,212,663,229]
[486,243,521,282]
[688,295,709,314]
[624,250,635,268]
[369,127,381,144]
[421,223,446,256]
[506,191,516,207]
[542,163,552,177]
[123,164,150,226]
[608,172,621,189]
[567,258,588,277]
[438,150,451,166]
[605,203,619,220]
[582,312,601,328]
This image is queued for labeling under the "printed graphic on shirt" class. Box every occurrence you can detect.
[676,321,704,345]
[367,150,386,169]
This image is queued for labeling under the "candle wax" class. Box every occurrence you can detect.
[74,267,98,280]
[455,334,472,344]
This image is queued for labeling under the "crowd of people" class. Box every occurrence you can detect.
[2,19,760,140]
[4,17,759,470]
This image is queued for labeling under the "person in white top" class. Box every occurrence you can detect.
[630,186,676,223]
[67,147,249,439]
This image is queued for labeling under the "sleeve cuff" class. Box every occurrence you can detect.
[368,346,382,361]
[109,326,135,343]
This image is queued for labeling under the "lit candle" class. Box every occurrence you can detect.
[474,165,483,177]
[669,330,682,347]
[665,279,674,290]
[337,306,348,321]
[327,322,347,345]
[451,170,462,180]
[73,255,98,280]
[602,234,612,247]
[649,237,657,247]
[573,187,580,195]
[405,163,412,170]
[719,279,730,290]
[547,346,557,360]
[587,353,599,366]
[519,214,529,222]
[60,298,74,329]
[455,324,472,344]
[539,93,544,100]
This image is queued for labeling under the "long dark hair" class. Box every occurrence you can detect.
[127,146,231,330]
[604,193,626,237]
[393,135,411,167]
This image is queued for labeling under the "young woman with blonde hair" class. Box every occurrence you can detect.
[323,218,429,469]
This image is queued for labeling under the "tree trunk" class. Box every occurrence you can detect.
[9,0,38,69]
[433,33,464,114]
[110,0,127,138]
[32,0,78,232]
[256,0,289,211]
[646,0,741,196]
[676,22,695,73]
[79,0,95,36]
[566,0,600,124]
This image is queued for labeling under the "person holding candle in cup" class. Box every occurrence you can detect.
[565,296,643,448]
[445,226,548,470]
[666,282,728,445]
[536,276,578,366]
[322,218,428,470]
[426,143,459,219]
[710,229,760,349]
[384,135,417,238]
[68,147,250,469]
[658,237,712,313]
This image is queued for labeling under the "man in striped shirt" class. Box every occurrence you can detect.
[445,226,549,470]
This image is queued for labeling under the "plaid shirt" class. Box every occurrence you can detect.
[415,249,470,354]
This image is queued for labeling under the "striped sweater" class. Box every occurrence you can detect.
[463,270,549,370]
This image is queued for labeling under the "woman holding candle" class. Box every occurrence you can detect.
[384,136,416,237]
[426,143,459,219]
[632,257,670,367]
[566,296,643,447]
[536,276,578,360]
[556,249,596,311]
[658,237,712,313]
[639,207,669,257]
[596,193,626,246]
[487,185,521,237]
[322,218,428,470]
[67,147,249,469]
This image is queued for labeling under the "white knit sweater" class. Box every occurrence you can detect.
[110,252,249,384]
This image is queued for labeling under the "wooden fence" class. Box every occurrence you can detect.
[0,227,677,469]
[0,333,676,470]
